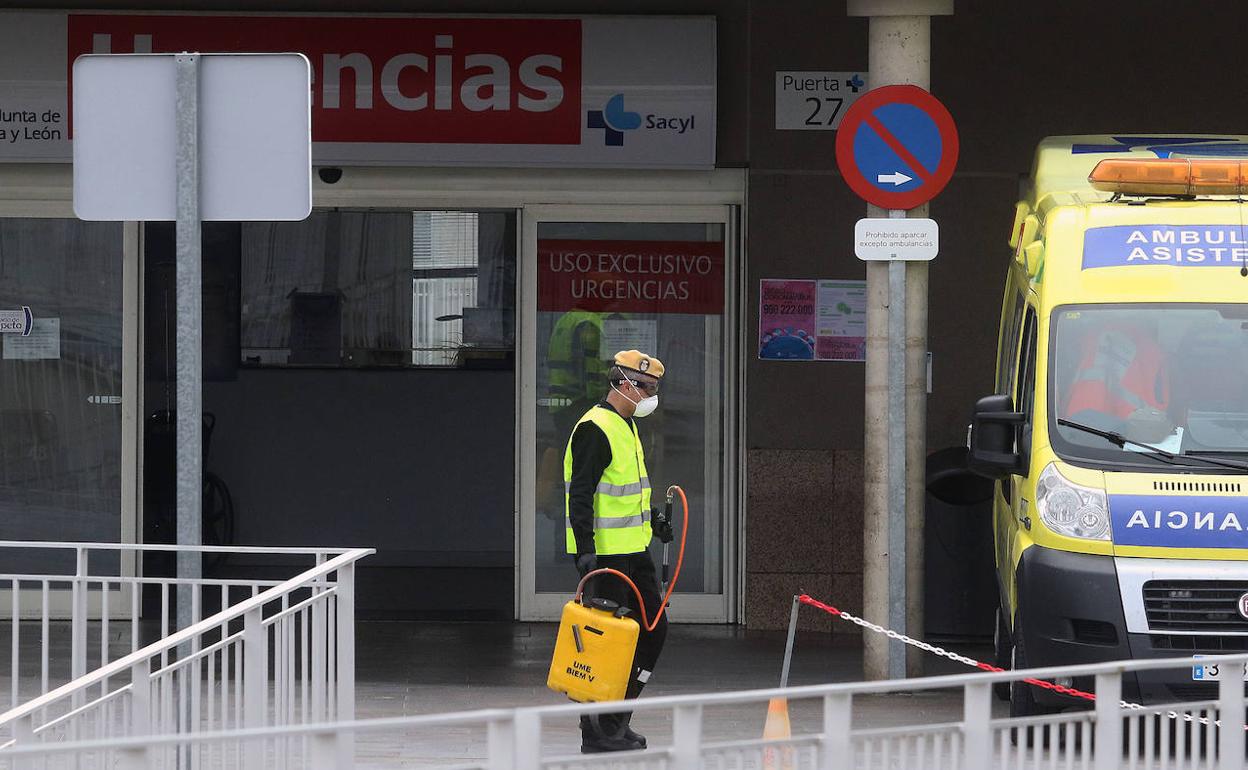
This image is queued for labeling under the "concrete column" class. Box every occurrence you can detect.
[849,0,951,680]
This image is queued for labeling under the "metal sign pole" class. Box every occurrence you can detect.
[847,0,954,683]
[885,209,907,680]
[174,53,203,634]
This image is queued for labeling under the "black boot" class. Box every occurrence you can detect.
[619,713,647,749]
[580,714,644,753]
[621,674,649,748]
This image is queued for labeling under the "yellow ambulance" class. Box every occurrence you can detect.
[968,135,1248,713]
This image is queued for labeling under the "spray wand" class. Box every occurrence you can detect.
[659,489,674,592]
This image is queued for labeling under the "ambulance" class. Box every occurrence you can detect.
[968,135,1248,713]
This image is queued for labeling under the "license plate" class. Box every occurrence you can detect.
[1191,655,1248,681]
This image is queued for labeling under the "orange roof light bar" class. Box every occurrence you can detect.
[1089,158,1248,196]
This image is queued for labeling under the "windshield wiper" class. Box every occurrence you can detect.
[1056,418,1248,473]
[1184,450,1248,456]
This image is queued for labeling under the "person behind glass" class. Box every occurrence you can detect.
[1062,319,1171,441]
[564,349,674,754]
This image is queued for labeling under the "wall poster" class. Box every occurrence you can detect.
[758,279,866,361]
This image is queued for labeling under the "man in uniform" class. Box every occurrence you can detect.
[564,349,674,754]
[547,308,610,439]
[538,306,610,548]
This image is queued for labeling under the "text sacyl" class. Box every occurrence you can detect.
[646,114,695,134]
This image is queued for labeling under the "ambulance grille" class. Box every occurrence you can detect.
[1144,581,1248,632]
[1151,634,1248,652]
[1152,481,1242,493]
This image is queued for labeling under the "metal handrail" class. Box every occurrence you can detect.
[0,547,373,728]
[520,651,1248,718]
[31,685,133,737]
[0,540,357,555]
[0,573,289,588]
[0,651,1241,758]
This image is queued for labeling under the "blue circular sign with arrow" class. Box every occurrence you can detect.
[835,85,959,210]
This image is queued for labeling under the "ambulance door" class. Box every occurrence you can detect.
[1004,304,1039,612]
[993,285,1026,606]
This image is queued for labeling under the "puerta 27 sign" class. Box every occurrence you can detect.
[538,240,724,315]
[835,84,959,210]
[0,11,715,168]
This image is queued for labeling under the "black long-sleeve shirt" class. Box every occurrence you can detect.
[567,400,633,557]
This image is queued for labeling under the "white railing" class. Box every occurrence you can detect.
[0,541,366,713]
[0,543,372,765]
[1,652,1244,769]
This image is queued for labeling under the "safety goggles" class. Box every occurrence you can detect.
[624,378,660,396]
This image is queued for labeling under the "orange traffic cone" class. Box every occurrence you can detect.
[764,596,801,770]
[762,697,794,770]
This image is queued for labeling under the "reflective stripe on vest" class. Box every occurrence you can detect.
[564,507,652,530]
[563,406,653,555]
[564,478,653,497]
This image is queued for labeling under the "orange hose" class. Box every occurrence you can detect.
[573,485,689,633]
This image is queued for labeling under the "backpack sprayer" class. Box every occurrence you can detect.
[547,485,689,702]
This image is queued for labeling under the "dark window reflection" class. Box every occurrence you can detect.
[0,219,123,575]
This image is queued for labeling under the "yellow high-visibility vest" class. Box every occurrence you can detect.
[547,311,608,409]
[564,405,652,555]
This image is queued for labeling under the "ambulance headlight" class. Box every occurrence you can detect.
[1036,464,1110,541]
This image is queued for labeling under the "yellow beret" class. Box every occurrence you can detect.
[613,349,664,378]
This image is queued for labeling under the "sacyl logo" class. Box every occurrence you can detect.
[588,94,641,146]
[588,93,696,146]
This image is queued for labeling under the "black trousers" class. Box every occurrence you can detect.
[589,549,668,699]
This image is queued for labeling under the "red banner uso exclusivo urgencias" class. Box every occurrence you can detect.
[538,239,724,315]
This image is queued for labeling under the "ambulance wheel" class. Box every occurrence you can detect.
[1008,622,1061,748]
[1009,617,1057,719]
[993,607,1011,702]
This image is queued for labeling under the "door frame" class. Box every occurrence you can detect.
[517,203,741,623]
[0,173,141,616]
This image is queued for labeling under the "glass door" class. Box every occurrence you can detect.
[0,215,136,582]
[519,205,738,622]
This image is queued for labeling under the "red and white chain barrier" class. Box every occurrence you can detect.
[797,594,1232,728]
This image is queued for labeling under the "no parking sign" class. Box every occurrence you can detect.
[835,85,958,210]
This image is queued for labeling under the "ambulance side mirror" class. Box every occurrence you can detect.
[967,394,1025,479]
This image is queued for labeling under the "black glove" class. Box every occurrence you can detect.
[575,553,598,577]
[652,507,674,544]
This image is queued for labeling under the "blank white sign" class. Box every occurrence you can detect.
[73,53,311,222]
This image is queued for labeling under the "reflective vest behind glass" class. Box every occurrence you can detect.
[1063,326,1169,420]
[564,406,653,555]
[548,311,608,409]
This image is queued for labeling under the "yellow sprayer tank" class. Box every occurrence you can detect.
[547,598,640,702]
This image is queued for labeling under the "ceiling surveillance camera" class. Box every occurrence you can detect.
[317,167,344,184]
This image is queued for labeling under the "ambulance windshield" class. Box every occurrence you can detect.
[1051,304,1248,467]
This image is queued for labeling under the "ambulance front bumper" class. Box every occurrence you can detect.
[1017,547,1248,705]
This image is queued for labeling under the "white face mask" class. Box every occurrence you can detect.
[612,380,660,418]
[633,394,659,418]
